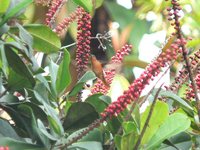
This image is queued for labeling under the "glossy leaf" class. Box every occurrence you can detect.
[68,128,102,143]
[146,113,191,149]
[42,103,64,136]
[106,117,121,134]
[68,71,96,97]
[122,122,138,135]
[34,83,50,104]
[0,0,10,15]
[7,69,33,91]
[141,101,169,145]
[49,60,59,96]
[17,23,33,47]
[21,24,61,53]
[68,141,103,150]
[0,0,33,27]
[0,137,44,150]
[0,118,21,141]
[37,119,58,141]
[73,0,93,12]
[160,132,192,150]
[56,128,102,146]
[159,90,193,111]
[5,46,35,85]
[114,132,137,150]
[85,94,108,113]
[56,50,71,96]
[18,104,50,147]
[0,94,19,104]
[63,102,99,131]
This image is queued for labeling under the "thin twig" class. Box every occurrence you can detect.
[133,84,163,150]
[60,42,77,50]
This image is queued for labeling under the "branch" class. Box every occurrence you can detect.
[133,84,163,150]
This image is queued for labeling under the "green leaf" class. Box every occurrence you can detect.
[0,105,35,140]
[0,118,21,141]
[47,115,63,137]
[85,94,108,113]
[115,132,138,150]
[131,104,140,130]
[16,23,33,47]
[37,119,58,141]
[122,133,138,150]
[34,83,50,104]
[122,122,138,135]
[24,24,61,53]
[56,128,102,146]
[49,60,59,96]
[94,0,104,8]
[114,135,122,150]
[106,117,121,134]
[5,46,35,86]
[73,0,93,12]
[18,104,50,147]
[69,128,102,142]
[56,49,71,96]
[7,68,33,91]
[35,74,50,91]
[63,102,99,131]
[0,0,33,27]
[0,0,10,15]
[0,137,44,150]
[146,113,191,150]
[160,132,192,150]
[159,90,193,111]
[0,41,8,77]
[11,24,61,53]
[68,141,103,150]
[108,74,130,101]
[68,71,96,97]
[141,101,169,145]
[43,103,64,136]
[0,94,19,104]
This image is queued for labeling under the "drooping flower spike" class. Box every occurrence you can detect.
[76,9,92,78]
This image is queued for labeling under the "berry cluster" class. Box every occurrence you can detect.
[0,146,9,150]
[168,49,200,92]
[45,0,64,27]
[166,0,182,36]
[111,44,132,63]
[186,68,200,100]
[76,10,91,78]
[91,70,115,94]
[54,7,84,35]
[91,44,132,94]
[101,42,179,118]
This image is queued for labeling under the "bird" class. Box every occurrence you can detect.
[90,55,110,87]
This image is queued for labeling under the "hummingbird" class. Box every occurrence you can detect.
[90,55,110,87]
